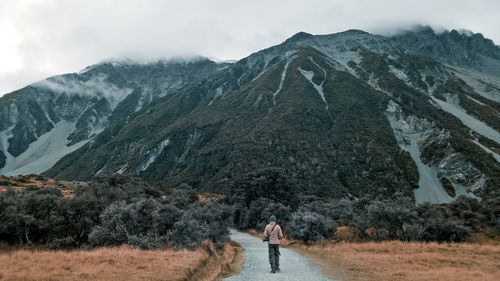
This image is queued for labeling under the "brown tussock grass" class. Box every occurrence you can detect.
[0,175,77,198]
[289,240,500,281]
[0,242,240,281]
[246,228,500,281]
[220,241,244,278]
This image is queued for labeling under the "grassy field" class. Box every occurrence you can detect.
[0,242,241,281]
[288,239,500,281]
[246,229,500,280]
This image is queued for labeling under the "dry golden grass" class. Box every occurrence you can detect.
[290,240,500,281]
[335,226,360,242]
[0,175,77,198]
[248,228,500,280]
[0,242,240,281]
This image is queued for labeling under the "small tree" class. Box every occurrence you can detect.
[169,215,209,250]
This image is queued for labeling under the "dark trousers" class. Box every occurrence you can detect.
[268,244,280,270]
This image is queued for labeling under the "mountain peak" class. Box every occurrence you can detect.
[391,25,500,64]
[338,29,369,35]
[284,31,314,43]
[409,25,436,34]
[77,56,214,76]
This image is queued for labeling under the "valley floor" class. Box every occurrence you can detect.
[2,233,498,281]
[0,242,240,281]
[287,239,500,281]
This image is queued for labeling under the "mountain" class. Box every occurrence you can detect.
[1,27,499,204]
[0,58,222,175]
[392,26,500,78]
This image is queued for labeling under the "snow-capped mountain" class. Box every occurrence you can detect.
[0,58,221,175]
[1,27,499,204]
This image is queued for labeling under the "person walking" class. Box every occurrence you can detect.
[263,215,284,273]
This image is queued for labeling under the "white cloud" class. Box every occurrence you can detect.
[1,0,499,95]
[33,74,132,109]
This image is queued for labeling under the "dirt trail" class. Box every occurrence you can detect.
[223,230,335,281]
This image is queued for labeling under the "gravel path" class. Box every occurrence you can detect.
[224,229,335,281]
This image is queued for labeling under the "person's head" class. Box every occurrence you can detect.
[270,215,276,222]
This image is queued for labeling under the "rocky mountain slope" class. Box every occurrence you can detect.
[1,27,499,204]
[0,58,221,175]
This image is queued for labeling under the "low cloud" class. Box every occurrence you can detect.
[34,74,132,109]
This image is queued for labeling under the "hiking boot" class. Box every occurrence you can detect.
[276,268,280,272]
[271,269,276,274]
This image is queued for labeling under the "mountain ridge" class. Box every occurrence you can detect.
[1,26,499,203]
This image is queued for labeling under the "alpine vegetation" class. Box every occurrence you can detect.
[0,175,233,250]
[0,27,499,246]
[230,169,499,243]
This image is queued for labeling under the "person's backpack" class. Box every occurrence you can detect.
[263,224,277,242]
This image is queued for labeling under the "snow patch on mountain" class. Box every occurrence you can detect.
[472,139,500,162]
[251,62,272,83]
[178,130,202,164]
[385,100,482,203]
[431,96,500,143]
[389,65,409,82]
[299,67,328,110]
[453,182,481,199]
[466,95,486,106]
[209,87,223,106]
[135,139,170,173]
[385,101,452,204]
[95,165,107,176]
[135,92,153,112]
[304,33,375,68]
[116,164,128,175]
[436,152,485,195]
[0,121,89,176]
[245,51,296,86]
[451,69,500,103]
[272,61,290,105]
[0,126,15,170]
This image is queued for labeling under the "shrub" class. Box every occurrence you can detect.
[422,219,471,242]
[236,198,290,232]
[48,236,77,250]
[89,196,231,250]
[401,223,425,241]
[359,200,419,240]
[230,168,304,208]
[127,235,162,250]
[169,215,209,250]
[165,189,198,209]
[291,211,334,242]
[0,177,233,250]
[237,198,274,229]
[35,175,47,181]
[188,200,233,249]
[88,199,170,249]
[335,226,360,242]
[157,203,183,234]
[261,202,291,234]
[364,227,390,241]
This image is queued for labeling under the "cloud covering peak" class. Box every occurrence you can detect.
[1,0,499,95]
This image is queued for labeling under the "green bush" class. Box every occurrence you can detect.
[290,211,335,242]
[169,216,209,250]
[0,176,233,250]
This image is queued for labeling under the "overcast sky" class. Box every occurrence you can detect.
[1,0,499,96]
